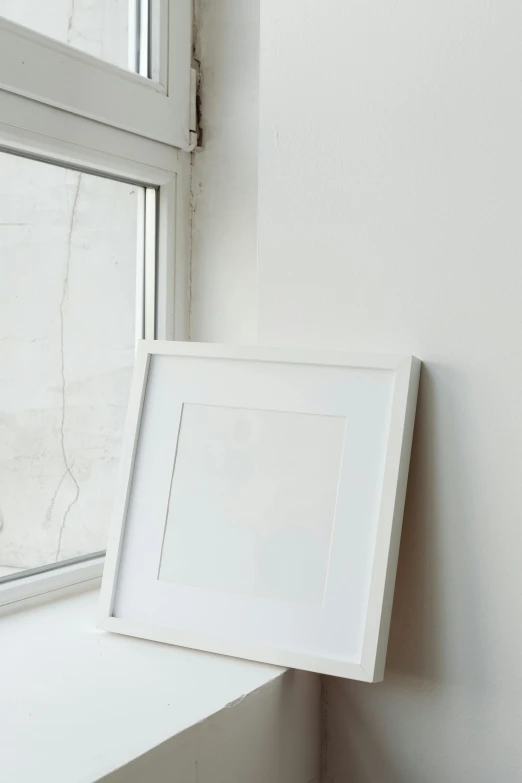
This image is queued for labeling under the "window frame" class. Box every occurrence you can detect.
[0,6,192,611]
[0,554,105,617]
[0,0,193,148]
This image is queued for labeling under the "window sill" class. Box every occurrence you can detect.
[1,588,285,783]
[0,555,104,616]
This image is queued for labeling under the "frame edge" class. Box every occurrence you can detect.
[97,344,152,625]
[360,356,422,682]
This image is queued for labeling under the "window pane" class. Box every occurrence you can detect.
[0,0,138,74]
[0,153,141,576]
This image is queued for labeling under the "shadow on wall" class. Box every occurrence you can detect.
[385,362,445,682]
[386,362,487,685]
[322,362,491,782]
[322,680,402,783]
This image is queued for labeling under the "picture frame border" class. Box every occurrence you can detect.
[98,341,421,682]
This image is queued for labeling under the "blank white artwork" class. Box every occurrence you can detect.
[159,404,346,605]
[99,342,420,682]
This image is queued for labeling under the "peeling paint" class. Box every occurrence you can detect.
[224,694,246,709]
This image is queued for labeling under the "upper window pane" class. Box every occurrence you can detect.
[0,152,141,578]
[0,0,134,74]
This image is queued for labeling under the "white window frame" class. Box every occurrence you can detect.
[0,3,192,614]
[0,0,193,148]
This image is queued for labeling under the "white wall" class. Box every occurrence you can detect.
[190,0,259,343]
[192,1,522,779]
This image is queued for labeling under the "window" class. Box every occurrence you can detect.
[0,155,140,576]
[0,0,192,607]
[0,0,132,71]
[0,0,192,146]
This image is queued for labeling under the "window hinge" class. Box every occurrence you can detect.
[185,67,198,152]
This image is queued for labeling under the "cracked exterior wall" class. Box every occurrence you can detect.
[0,157,137,573]
[0,0,129,71]
[0,1,134,576]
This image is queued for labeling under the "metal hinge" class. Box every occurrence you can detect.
[185,67,198,151]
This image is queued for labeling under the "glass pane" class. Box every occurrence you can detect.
[0,0,140,74]
[0,152,141,577]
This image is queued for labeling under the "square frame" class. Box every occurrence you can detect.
[98,342,420,682]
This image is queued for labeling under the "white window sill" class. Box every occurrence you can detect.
[1,588,285,783]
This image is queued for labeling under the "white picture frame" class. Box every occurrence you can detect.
[98,342,420,682]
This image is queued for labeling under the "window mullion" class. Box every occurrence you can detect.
[144,188,158,340]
